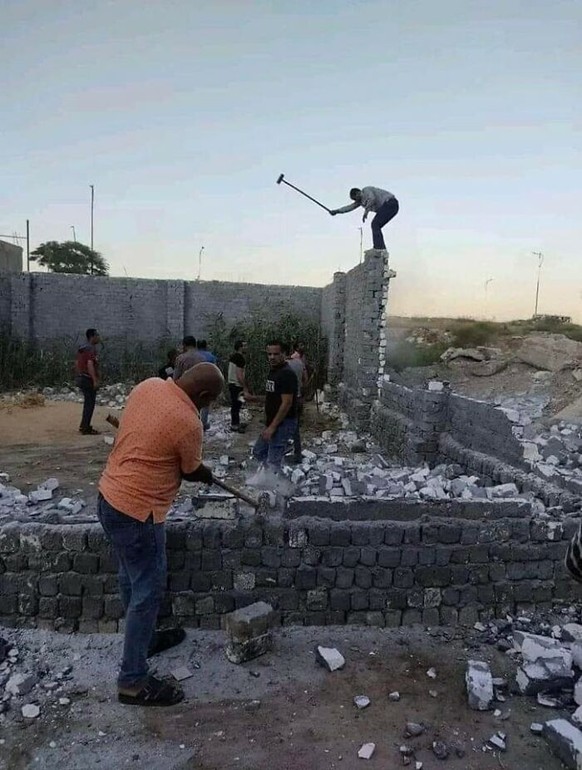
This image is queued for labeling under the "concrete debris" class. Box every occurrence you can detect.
[21,703,40,719]
[357,743,375,760]
[388,691,401,701]
[6,673,37,696]
[488,733,506,751]
[465,660,494,711]
[543,718,582,770]
[563,624,582,643]
[353,695,370,709]
[171,666,194,682]
[426,667,437,679]
[404,722,425,737]
[431,740,449,760]
[530,722,544,734]
[517,333,582,372]
[315,646,345,672]
[224,602,274,665]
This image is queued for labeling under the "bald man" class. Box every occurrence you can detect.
[97,363,224,707]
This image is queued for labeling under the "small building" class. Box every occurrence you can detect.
[0,240,23,273]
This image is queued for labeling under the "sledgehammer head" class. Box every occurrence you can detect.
[276,173,285,185]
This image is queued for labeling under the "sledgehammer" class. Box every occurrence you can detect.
[276,173,331,213]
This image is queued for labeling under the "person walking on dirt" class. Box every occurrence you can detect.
[97,363,224,707]
[75,328,101,435]
[330,186,399,251]
[228,340,249,433]
[252,340,298,471]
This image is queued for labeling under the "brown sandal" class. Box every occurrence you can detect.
[118,675,184,707]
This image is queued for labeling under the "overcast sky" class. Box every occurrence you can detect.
[2,0,581,321]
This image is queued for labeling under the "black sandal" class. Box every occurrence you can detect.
[118,675,184,707]
[148,627,186,657]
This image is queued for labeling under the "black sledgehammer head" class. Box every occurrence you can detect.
[276,173,284,184]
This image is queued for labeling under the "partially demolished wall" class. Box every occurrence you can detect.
[0,501,578,633]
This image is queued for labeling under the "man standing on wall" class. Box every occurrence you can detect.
[252,340,298,472]
[98,363,224,707]
[330,186,399,252]
[172,336,205,381]
[228,340,248,433]
[75,328,101,435]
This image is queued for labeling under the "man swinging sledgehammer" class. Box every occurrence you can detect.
[329,186,399,251]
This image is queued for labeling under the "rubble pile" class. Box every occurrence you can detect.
[0,474,89,526]
[521,420,582,490]
[0,635,82,727]
[42,383,131,409]
[285,428,549,508]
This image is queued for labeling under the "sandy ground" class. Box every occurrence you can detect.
[0,625,564,770]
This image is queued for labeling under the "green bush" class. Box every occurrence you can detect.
[387,341,446,372]
[452,321,498,348]
[206,311,327,396]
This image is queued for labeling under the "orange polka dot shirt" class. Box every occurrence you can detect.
[99,378,202,522]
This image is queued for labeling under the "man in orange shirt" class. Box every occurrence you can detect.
[97,363,224,707]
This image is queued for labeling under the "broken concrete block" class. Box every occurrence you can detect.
[563,624,582,643]
[575,679,582,706]
[516,662,574,695]
[354,695,370,709]
[530,723,544,734]
[388,691,400,701]
[6,673,37,696]
[103,435,115,446]
[489,733,506,751]
[357,743,375,759]
[465,660,494,711]
[543,719,582,770]
[428,380,444,392]
[40,477,59,491]
[316,646,345,672]
[432,740,449,760]
[404,722,425,737]
[21,704,40,719]
[29,488,53,503]
[224,602,274,664]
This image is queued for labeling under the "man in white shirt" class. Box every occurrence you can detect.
[330,186,399,251]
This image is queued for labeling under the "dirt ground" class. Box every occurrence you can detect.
[0,626,564,770]
[0,399,567,769]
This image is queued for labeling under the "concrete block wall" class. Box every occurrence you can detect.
[320,272,346,387]
[320,250,391,427]
[372,382,526,467]
[0,273,322,352]
[0,504,577,633]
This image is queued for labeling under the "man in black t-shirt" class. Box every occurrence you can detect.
[252,340,298,471]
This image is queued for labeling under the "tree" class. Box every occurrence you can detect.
[30,241,109,276]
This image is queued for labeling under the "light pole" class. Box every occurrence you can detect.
[89,184,94,250]
[197,246,205,281]
[532,251,544,317]
[484,277,494,318]
[70,226,77,242]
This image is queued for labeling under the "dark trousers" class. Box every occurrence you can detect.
[97,495,166,688]
[371,198,399,250]
[77,376,97,431]
[229,384,243,426]
[293,399,304,460]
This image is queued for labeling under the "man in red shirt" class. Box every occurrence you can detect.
[75,328,101,435]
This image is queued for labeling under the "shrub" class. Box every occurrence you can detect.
[387,341,446,372]
[452,321,498,348]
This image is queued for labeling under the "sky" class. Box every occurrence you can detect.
[2,0,581,321]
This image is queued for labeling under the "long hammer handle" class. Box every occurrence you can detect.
[212,477,259,509]
[280,179,331,213]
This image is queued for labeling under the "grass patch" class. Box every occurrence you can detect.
[451,321,500,348]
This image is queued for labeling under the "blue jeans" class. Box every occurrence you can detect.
[371,198,399,250]
[97,495,167,688]
[253,418,298,470]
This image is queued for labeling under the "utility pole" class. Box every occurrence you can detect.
[26,219,30,271]
[532,251,544,317]
[197,246,205,280]
[89,184,95,275]
[70,225,76,242]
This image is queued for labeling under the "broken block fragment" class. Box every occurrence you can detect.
[224,601,275,664]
